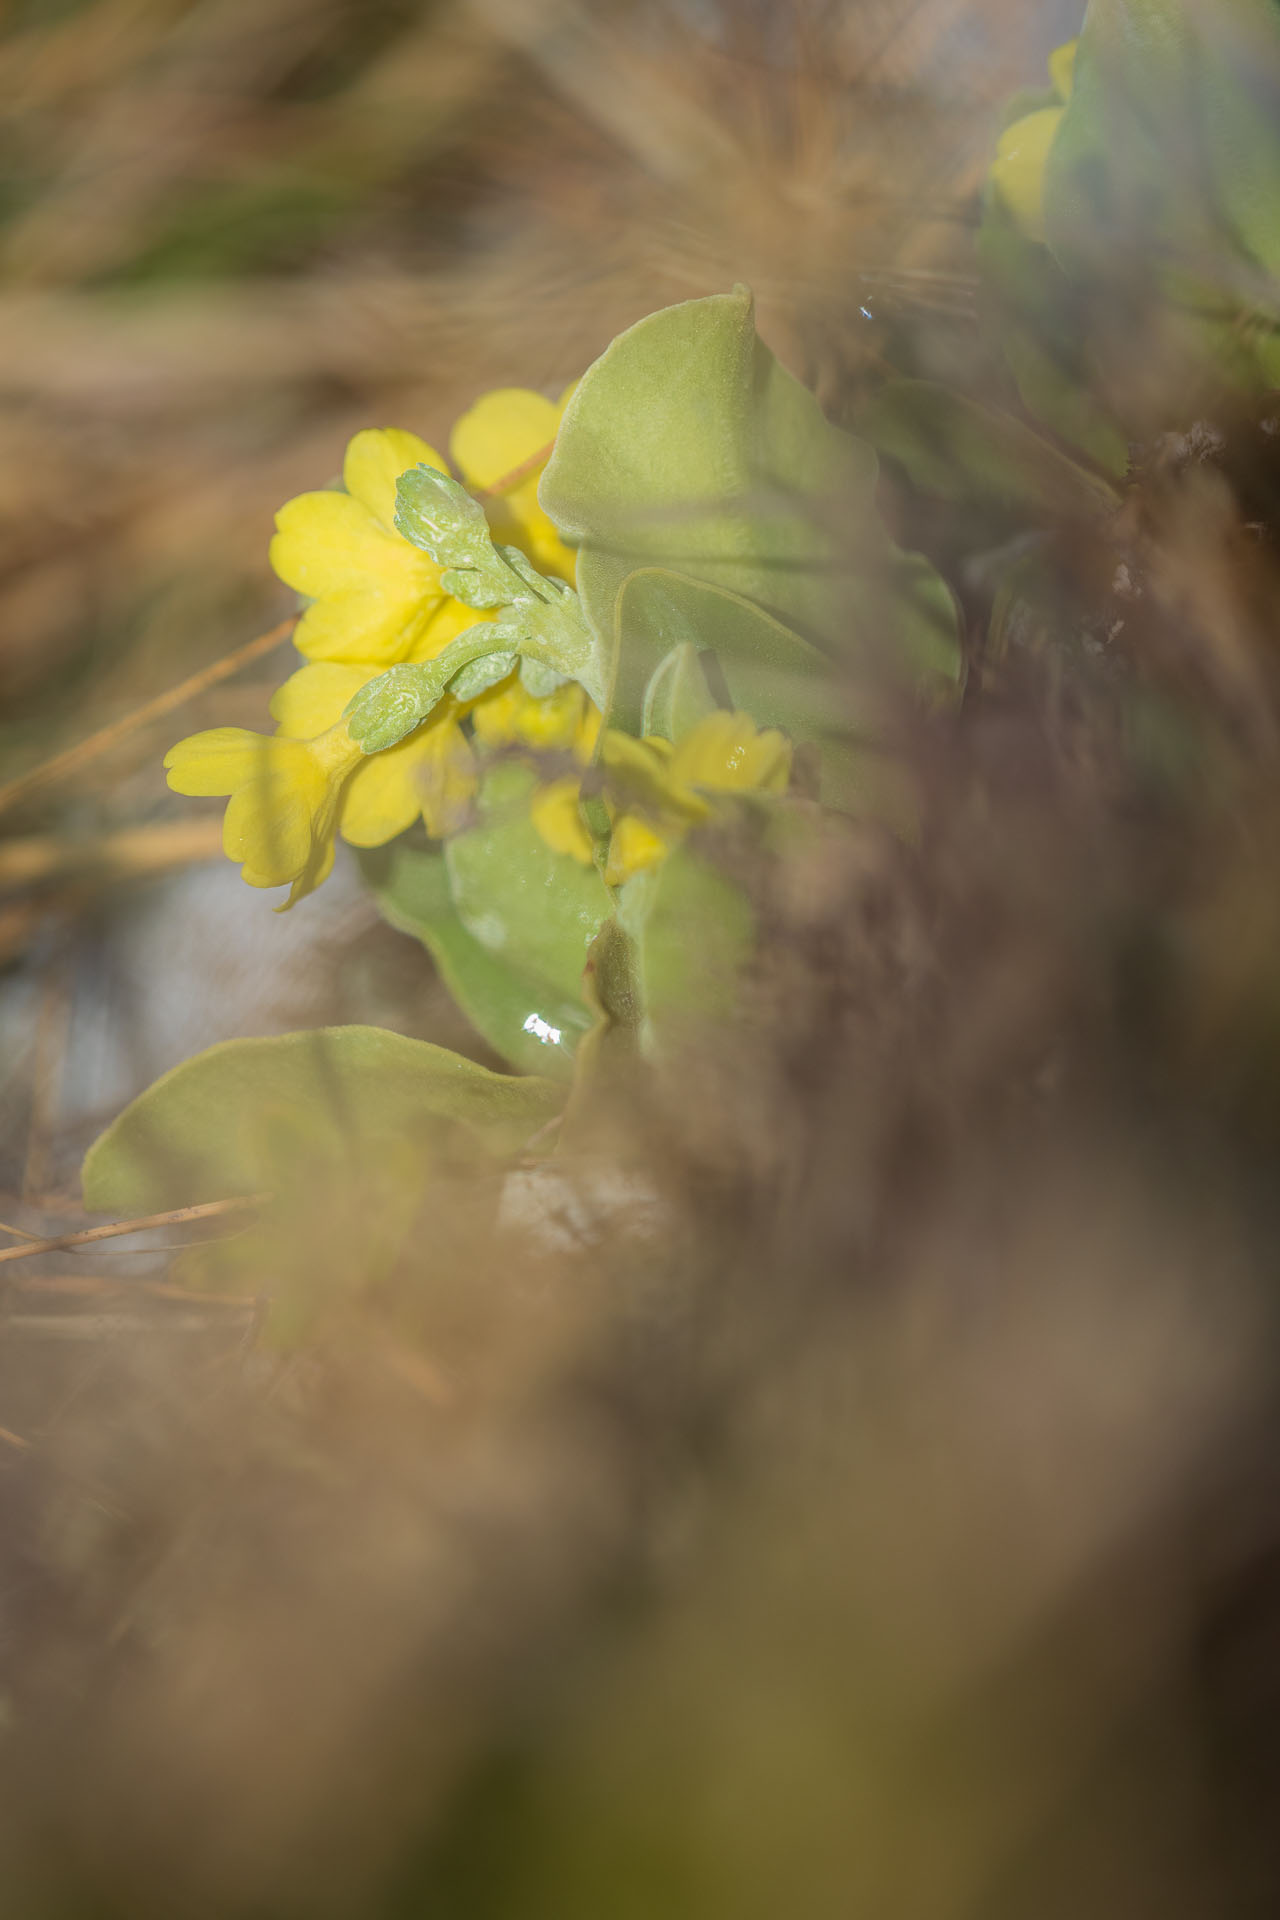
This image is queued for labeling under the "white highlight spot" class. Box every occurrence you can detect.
[522,1012,563,1047]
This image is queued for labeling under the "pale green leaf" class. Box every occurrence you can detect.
[641,642,719,742]
[362,840,593,1078]
[857,379,1121,517]
[445,761,613,1012]
[619,841,755,1047]
[83,1025,563,1216]
[539,285,877,663]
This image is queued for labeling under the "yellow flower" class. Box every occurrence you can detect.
[450,385,577,583]
[529,775,596,864]
[471,672,600,760]
[270,427,458,667]
[469,669,602,861]
[165,723,360,908]
[271,663,476,845]
[166,665,477,907]
[990,38,1077,244]
[169,389,594,904]
[597,711,793,885]
[505,709,793,886]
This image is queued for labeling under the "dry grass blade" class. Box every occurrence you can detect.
[0,617,296,819]
[0,1193,272,1267]
[0,818,226,891]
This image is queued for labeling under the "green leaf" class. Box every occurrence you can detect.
[977,212,1132,475]
[618,568,956,811]
[539,287,960,756]
[619,840,756,1047]
[444,760,613,1024]
[1043,1,1280,309]
[1196,4,1280,285]
[615,568,829,743]
[449,651,518,700]
[362,839,594,1078]
[856,379,1121,517]
[83,1025,563,1217]
[539,286,878,666]
[642,642,720,742]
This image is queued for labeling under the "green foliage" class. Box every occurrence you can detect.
[1043,0,1280,368]
[540,285,960,738]
[856,379,1121,517]
[619,570,830,748]
[362,841,596,1079]
[443,762,613,1048]
[540,285,875,655]
[976,212,1132,476]
[641,640,721,743]
[619,840,757,1046]
[83,1025,563,1217]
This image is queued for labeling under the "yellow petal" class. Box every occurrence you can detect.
[470,673,527,748]
[529,776,594,865]
[503,474,576,583]
[450,388,563,494]
[574,700,602,764]
[671,711,792,793]
[270,663,371,738]
[339,739,431,847]
[222,754,318,884]
[515,680,589,753]
[342,428,446,532]
[271,491,442,665]
[282,830,338,909]
[471,675,593,755]
[165,727,270,797]
[600,729,699,819]
[1048,38,1077,102]
[414,714,479,839]
[605,813,670,887]
[990,105,1063,245]
[270,491,410,597]
[292,583,441,668]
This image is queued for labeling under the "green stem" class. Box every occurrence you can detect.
[345,605,605,754]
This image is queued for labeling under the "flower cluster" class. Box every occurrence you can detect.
[989,38,1077,244]
[168,390,575,905]
[168,385,791,906]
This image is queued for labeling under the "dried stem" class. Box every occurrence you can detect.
[0,616,296,819]
[0,1193,271,1267]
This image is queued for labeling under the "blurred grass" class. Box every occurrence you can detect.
[0,0,1068,768]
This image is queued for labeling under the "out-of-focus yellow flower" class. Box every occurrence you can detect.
[990,38,1077,244]
[598,710,793,885]
[507,709,792,886]
[450,385,578,583]
[469,668,602,862]
[659,709,793,802]
[529,775,596,864]
[270,428,457,667]
[471,672,600,760]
